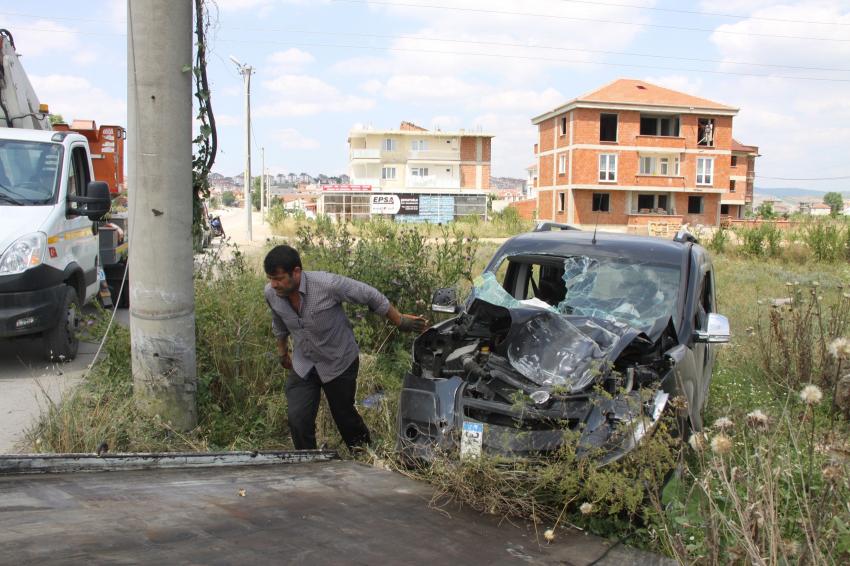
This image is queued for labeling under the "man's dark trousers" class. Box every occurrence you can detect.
[285,357,371,449]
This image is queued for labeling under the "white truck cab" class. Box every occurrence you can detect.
[0,128,111,360]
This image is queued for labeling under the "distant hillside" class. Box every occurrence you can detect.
[490,176,526,190]
[756,187,848,199]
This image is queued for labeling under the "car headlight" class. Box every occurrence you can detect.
[0,232,47,275]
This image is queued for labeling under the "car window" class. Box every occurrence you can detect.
[488,254,681,333]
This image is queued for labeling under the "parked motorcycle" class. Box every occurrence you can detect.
[210,215,225,238]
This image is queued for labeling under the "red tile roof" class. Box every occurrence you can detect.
[576,79,736,110]
[731,138,759,153]
[533,79,738,124]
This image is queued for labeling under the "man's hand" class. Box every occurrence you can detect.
[279,353,293,370]
[398,314,428,333]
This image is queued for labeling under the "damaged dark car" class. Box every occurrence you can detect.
[397,228,730,465]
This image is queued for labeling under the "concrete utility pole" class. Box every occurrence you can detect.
[231,56,253,241]
[127,0,197,429]
[260,147,265,223]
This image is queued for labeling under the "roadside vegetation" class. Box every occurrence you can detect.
[267,201,534,239]
[26,216,850,563]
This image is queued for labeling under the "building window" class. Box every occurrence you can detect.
[381,167,396,180]
[634,193,669,213]
[729,180,736,192]
[558,154,567,175]
[411,167,429,176]
[592,193,610,212]
[598,154,617,182]
[731,155,738,167]
[696,158,714,185]
[721,204,730,215]
[559,116,567,136]
[698,118,715,146]
[599,113,618,142]
[688,196,704,214]
[640,115,680,137]
[639,155,680,176]
[558,192,566,212]
[411,139,428,151]
[383,138,396,151]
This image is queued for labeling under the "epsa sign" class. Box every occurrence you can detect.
[370,194,401,214]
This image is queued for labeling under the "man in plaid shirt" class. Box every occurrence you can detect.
[264,245,426,450]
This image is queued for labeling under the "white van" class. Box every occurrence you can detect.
[0,128,111,360]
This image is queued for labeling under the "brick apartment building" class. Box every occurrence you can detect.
[325,121,493,222]
[531,79,758,230]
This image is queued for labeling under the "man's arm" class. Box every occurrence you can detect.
[276,336,292,369]
[386,304,428,333]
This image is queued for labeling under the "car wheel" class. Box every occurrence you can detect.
[43,285,81,362]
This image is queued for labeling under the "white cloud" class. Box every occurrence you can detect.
[479,88,564,113]
[698,3,850,190]
[377,75,485,102]
[9,20,80,57]
[274,128,320,150]
[214,0,274,11]
[266,48,315,73]
[215,113,240,127]
[30,74,125,126]
[72,50,98,66]
[257,74,374,117]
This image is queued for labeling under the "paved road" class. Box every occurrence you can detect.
[0,459,673,565]
[0,307,129,453]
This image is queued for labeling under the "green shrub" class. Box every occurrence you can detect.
[799,221,848,263]
[295,218,479,350]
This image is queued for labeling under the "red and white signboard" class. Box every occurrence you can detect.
[321,184,372,192]
[370,194,400,214]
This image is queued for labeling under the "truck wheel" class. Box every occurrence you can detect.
[44,286,81,362]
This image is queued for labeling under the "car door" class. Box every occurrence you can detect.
[690,262,716,421]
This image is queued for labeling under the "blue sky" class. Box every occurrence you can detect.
[3,0,850,191]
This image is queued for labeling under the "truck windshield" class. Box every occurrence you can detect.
[0,140,62,205]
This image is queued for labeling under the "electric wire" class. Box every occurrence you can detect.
[223,27,850,73]
[215,37,850,83]
[551,0,850,26]
[13,23,850,75]
[332,0,850,42]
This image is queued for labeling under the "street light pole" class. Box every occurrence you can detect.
[231,56,253,241]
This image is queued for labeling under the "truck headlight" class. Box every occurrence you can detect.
[0,233,47,275]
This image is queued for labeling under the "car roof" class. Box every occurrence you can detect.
[493,230,691,266]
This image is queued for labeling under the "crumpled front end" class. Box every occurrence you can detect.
[397,292,674,464]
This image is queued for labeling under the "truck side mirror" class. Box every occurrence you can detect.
[694,313,731,344]
[431,287,460,314]
[68,181,111,220]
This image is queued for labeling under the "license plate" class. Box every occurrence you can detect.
[97,268,106,282]
[460,421,484,460]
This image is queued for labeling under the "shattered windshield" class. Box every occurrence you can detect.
[557,256,680,333]
[481,254,680,334]
[0,140,62,205]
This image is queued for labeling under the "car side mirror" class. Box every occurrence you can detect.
[68,181,111,220]
[694,313,730,343]
[431,287,460,314]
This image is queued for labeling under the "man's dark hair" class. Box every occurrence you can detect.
[264,245,302,275]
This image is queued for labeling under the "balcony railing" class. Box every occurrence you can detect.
[407,176,460,189]
[350,148,381,159]
[408,149,460,161]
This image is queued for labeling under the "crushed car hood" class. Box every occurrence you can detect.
[461,273,649,393]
